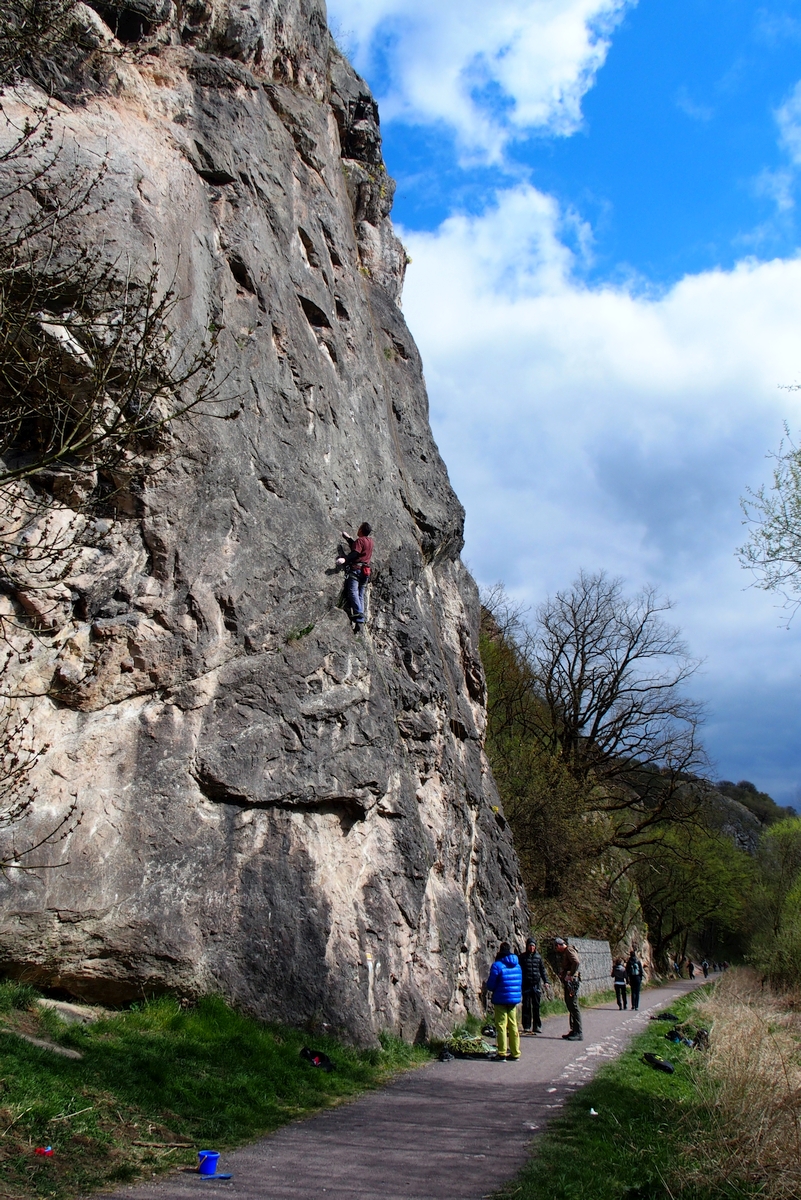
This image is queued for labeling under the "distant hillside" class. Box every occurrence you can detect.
[715,780,795,827]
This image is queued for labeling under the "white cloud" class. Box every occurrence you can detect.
[754,166,795,213]
[327,0,633,156]
[675,86,713,122]
[755,10,801,48]
[399,186,801,796]
[777,80,801,165]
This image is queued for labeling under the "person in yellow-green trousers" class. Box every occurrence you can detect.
[483,941,523,1061]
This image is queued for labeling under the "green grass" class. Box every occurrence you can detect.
[0,983,430,1200]
[495,987,761,1200]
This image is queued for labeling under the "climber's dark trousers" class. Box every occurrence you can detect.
[564,985,583,1035]
[345,574,368,625]
[522,989,542,1031]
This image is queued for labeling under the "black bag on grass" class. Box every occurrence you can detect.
[300,1046,334,1072]
[643,1052,674,1074]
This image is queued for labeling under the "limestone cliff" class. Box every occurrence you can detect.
[0,0,527,1041]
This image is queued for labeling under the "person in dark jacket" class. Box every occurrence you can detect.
[626,948,645,1011]
[554,937,582,1041]
[611,958,628,1009]
[484,941,523,1061]
[337,522,374,632]
[520,937,549,1035]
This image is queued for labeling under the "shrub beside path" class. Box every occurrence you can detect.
[101,978,704,1200]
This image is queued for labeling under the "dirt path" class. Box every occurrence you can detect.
[101,977,705,1200]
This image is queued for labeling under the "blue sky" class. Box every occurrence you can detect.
[377,1,801,282]
[328,0,801,805]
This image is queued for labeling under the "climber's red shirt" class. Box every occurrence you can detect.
[351,535,373,566]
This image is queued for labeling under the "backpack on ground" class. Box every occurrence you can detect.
[300,1046,334,1072]
[643,1052,674,1074]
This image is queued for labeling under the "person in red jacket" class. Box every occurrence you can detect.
[337,522,373,632]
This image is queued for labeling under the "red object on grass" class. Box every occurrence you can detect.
[34,1147,54,1156]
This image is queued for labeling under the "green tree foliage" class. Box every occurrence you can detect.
[716,778,795,826]
[633,822,753,964]
[748,818,801,987]
[480,594,602,931]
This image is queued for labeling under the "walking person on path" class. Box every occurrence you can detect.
[687,960,696,980]
[554,937,583,1041]
[626,947,644,1011]
[483,941,522,1062]
[701,959,709,979]
[611,958,628,1010]
[520,936,549,1035]
[336,522,373,632]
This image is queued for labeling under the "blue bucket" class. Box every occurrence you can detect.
[198,1151,220,1177]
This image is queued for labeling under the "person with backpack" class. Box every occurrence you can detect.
[483,941,523,1061]
[337,522,373,632]
[554,937,582,1041]
[687,960,696,980]
[611,958,628,1009]
[626,948,644,1010]
[701,959,709,978]
[520,936,550,1035]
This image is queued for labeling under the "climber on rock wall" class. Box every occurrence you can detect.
[337,522,374,632]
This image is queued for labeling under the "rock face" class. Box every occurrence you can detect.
[0,0,527,1042]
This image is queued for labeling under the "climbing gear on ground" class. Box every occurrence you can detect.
[300,1047,334,1072]
[643,1052,674,1074]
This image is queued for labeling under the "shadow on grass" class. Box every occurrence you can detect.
[0,989,430,1200]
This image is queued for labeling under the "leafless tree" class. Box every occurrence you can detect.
[484,572,708,849]
[0,688,78,871]
[0,0,79,88]
[0,59,227,643]
[738,425,801,621]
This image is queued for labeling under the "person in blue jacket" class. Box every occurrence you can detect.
[484,941,523,1061]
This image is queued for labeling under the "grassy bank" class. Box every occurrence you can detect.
[495,983,765,1200]
[0,982,430,1200]
[686,970,801,1199]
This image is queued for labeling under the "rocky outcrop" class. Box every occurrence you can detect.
[0,0,527,1042]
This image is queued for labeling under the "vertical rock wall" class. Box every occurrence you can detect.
[0,0,527,1043]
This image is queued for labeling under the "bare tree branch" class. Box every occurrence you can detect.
[738,425,801,621]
